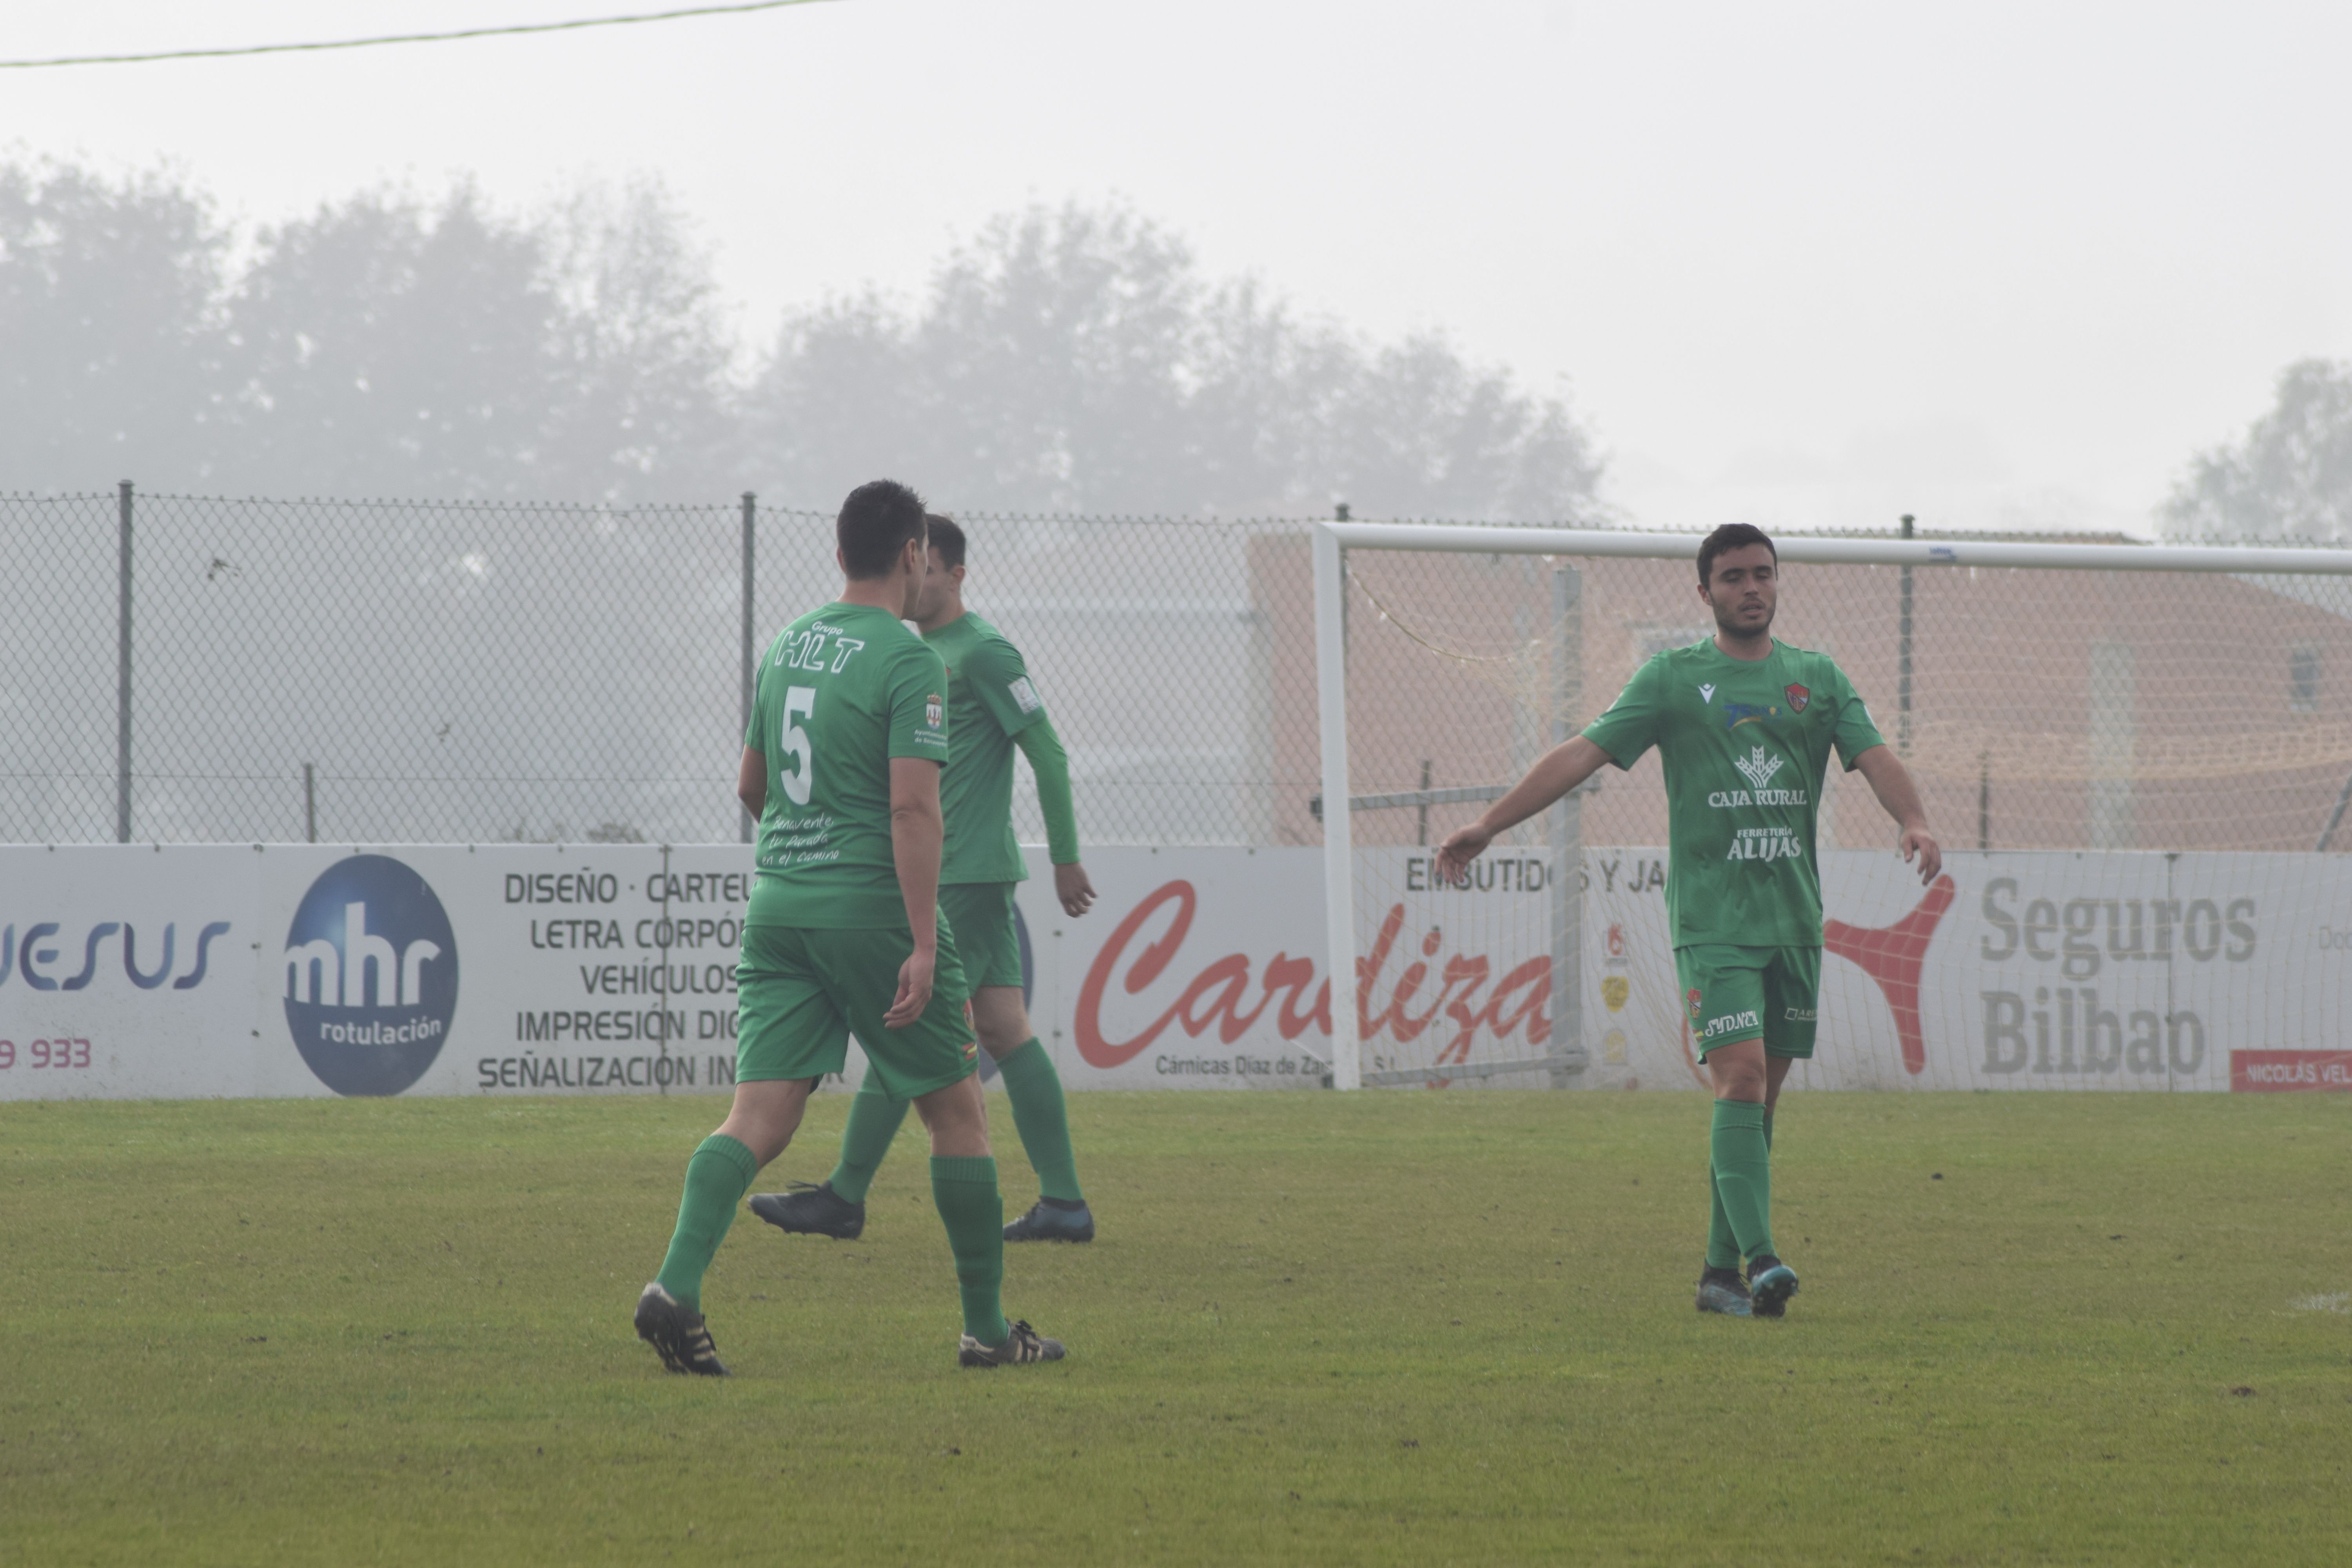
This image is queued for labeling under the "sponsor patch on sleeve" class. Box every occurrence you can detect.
[1007,675,1042,714]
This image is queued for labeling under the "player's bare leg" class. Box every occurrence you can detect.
[912,1067,991,1157]
[638,1077,815,1375]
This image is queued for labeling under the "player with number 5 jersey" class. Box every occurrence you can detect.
[633,481,1064,1376]
[753,514,1100,1248]
[746,595,949,927]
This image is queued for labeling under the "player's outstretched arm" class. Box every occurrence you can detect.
[1012,715,1094,917]
[736,746,767,819]
[1434,735,1613,882]
[1852,744,1943,885]
[886,756,946,1028]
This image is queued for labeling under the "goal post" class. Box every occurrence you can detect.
[1311,522,2352,1093]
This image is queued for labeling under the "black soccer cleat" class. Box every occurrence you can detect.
[1695,1265,1753,1317]
[1004,1198,1095,1243]
[748,1180,865,1240]
[634,1283,729,1376]
[1747,1255,1800,1318]
[958,1319,1067,1368]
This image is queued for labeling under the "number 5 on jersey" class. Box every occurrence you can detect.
[780,685,816,805]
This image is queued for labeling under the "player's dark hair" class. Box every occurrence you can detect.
[837,480,929,579]
[926,514,967,571]
[1698,522,1777,586]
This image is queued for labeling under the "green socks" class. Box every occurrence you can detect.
[1704,1162,1740,1271]
[831,1040,1083,1206]
[996,1038,1085,1203]
[1705,1108,1773,1269]
[1709,1100,1776,1263]
[654,1131,1013,1343]
[655,1134,759,1312]
[930,1155,1009,1344]
[828,1073,911,1203]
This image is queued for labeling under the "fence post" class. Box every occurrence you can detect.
[1897,512,1915,757]
[116,480,134,844]
[740,492,757,845]
[305,762,318,844]
[1548,563,1586,1088]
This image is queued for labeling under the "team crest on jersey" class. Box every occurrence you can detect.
[1686,987,1703,1020]
[925,693,944,729]
[1784,682,1811,713]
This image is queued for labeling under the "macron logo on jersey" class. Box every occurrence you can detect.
[1698,683,1715,704]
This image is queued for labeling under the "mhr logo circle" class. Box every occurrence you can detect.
[282,855,460,1096]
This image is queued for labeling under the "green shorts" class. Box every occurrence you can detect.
[940,882,1025,992]
[1674,944,1820,1061]
[736,923,978,1101]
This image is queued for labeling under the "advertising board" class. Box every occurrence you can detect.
[3,845,2341,1097]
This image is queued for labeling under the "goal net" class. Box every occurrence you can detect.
[1297,524,2352,1094]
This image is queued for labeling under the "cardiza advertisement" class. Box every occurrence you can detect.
[0,844,2342,1098]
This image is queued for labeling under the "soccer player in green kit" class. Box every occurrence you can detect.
[750,515,1101,1243]
[1436,523,1941,1318]
[633,481,1064,1374]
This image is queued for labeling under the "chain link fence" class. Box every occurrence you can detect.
[12,490,2344,853]
[0,490,1314,847]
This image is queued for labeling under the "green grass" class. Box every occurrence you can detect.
[2,1090,2347,1566]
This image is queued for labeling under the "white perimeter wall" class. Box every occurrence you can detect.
[2,844,2345,1099]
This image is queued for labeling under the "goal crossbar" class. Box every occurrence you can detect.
[1311,522,2352,1091]
[1321,523,2352,576]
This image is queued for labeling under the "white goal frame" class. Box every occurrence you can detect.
[1312,523,2352,1091]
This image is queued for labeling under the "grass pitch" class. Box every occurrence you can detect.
[2,1090,2346,1566]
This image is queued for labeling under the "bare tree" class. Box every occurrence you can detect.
[742,200,1603,519]
[0,160,228,490]
[2162,359,2352,541]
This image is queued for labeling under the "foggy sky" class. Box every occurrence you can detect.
[6,0,2347,535]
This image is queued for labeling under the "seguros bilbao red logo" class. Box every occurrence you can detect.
[1673,875,1958,1085]
[1822,875,1955,1074]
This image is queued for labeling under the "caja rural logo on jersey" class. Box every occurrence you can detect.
[282,855,459,1096]
[1733,747,1784,791]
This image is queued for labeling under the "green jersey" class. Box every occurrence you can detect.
[924,611,1049,885]
[744,602,949,928]
[1582,638,1885,950]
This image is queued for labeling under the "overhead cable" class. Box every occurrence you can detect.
[0,0,838,70]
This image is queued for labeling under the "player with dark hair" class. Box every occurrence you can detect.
[633,480,1065,1374]
[1437,521,1941,1318]
[752,514,1102,1243]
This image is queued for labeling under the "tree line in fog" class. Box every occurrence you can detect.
[0,158,1601,519]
